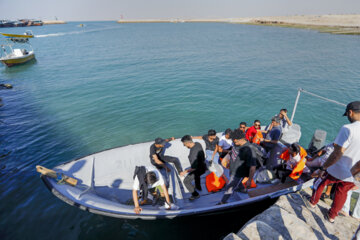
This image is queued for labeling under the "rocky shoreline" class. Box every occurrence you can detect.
[223,188,359,240]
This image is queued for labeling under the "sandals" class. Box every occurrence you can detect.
[320,193,330,201]
[324,212,335,223]
[302,195,316,209]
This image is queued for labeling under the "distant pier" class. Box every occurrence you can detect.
[43,20,66,25]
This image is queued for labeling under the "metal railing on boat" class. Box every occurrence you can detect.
[290,88,347,123]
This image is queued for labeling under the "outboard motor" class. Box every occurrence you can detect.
[308,129,327,156]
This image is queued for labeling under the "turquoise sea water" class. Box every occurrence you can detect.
[0,22,359,239]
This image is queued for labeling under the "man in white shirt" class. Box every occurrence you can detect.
[304,101,360,223]
[216,128,233,160]
[132,166,172,214]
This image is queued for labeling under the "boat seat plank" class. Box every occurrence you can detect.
[247,181,298,198]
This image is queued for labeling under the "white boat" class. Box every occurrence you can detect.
[37,89,344,220]
[0,31,35,67]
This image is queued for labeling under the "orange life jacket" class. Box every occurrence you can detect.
[252,130,263,145]
[279,146,307,180]
[242,177,257,189]
[206,172,226,192]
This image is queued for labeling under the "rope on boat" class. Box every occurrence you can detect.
[291,88,347,122]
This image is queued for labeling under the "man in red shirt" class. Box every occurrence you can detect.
[246,120,261,143]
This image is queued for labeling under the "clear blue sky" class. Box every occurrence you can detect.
[1,0,359,21]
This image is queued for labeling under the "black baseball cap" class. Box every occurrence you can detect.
[343,101,360,116]
[155,138,167,145]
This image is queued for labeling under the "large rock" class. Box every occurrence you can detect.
[238,206,318,240]
[228,189,359,240]
[237,220,284,240]
[223,233,242,240]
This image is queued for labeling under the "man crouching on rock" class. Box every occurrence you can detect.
[132,166,172,214]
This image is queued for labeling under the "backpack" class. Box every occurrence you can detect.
[248,143,267,167]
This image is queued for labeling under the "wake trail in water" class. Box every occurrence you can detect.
[35,26,122,38]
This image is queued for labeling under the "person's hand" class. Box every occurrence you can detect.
[180,171,186,177]
[170,137,175,141]
[221,159,230,169]
[134,206,142,214]
[280,110,287,116]
[352,185,359,190]
[319,169,326,178]
[245,179,252,188]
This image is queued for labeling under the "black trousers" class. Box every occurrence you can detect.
[152,155,183,173]
[273,165,292,183]
[183,170,203,194]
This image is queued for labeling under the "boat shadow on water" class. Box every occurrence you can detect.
[75,197,278,240]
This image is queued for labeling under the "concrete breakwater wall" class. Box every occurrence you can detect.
[224,189,358,240]
[43,21,66,25]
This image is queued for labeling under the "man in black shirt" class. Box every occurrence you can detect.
[192,129,220,164]
[149,137,183,181]
[218,130,257,204]
[180,135,207,200]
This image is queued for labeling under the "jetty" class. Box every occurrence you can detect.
[223,187,359,240]
[117,14,360,35]
[43,20,66,25]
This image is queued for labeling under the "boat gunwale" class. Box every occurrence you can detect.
[41,174,275,219]
[41,171,313,220]
[0,51,35,61]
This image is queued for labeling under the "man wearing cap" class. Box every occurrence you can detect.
[304,101,360,223]
[217,129,257,204]
[150,137,183,181]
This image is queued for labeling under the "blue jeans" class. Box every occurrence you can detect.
[205,150,219,164]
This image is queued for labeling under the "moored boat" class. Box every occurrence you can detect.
[0,31,35,67]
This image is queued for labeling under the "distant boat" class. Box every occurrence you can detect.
[0,31,35,67]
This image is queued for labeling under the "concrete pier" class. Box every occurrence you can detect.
[43,20,66,25]
[224,188,359,240]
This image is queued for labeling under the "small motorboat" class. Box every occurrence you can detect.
[0,31,35,67]
[37,124,314,220]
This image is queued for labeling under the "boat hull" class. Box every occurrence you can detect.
[0,52,35,67]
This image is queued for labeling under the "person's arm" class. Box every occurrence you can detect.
[132,189,142,214]
[262,139,278,144]
[165,137,175,142]
[211,144,219,161]
[267,122,274,132]
[351,161,360,181]
[307,150,324,162]
[319,144,346,177]
[191,136,203,140]
[180,168,195,176]
[161,184,172,208]
[281,110,292,126]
